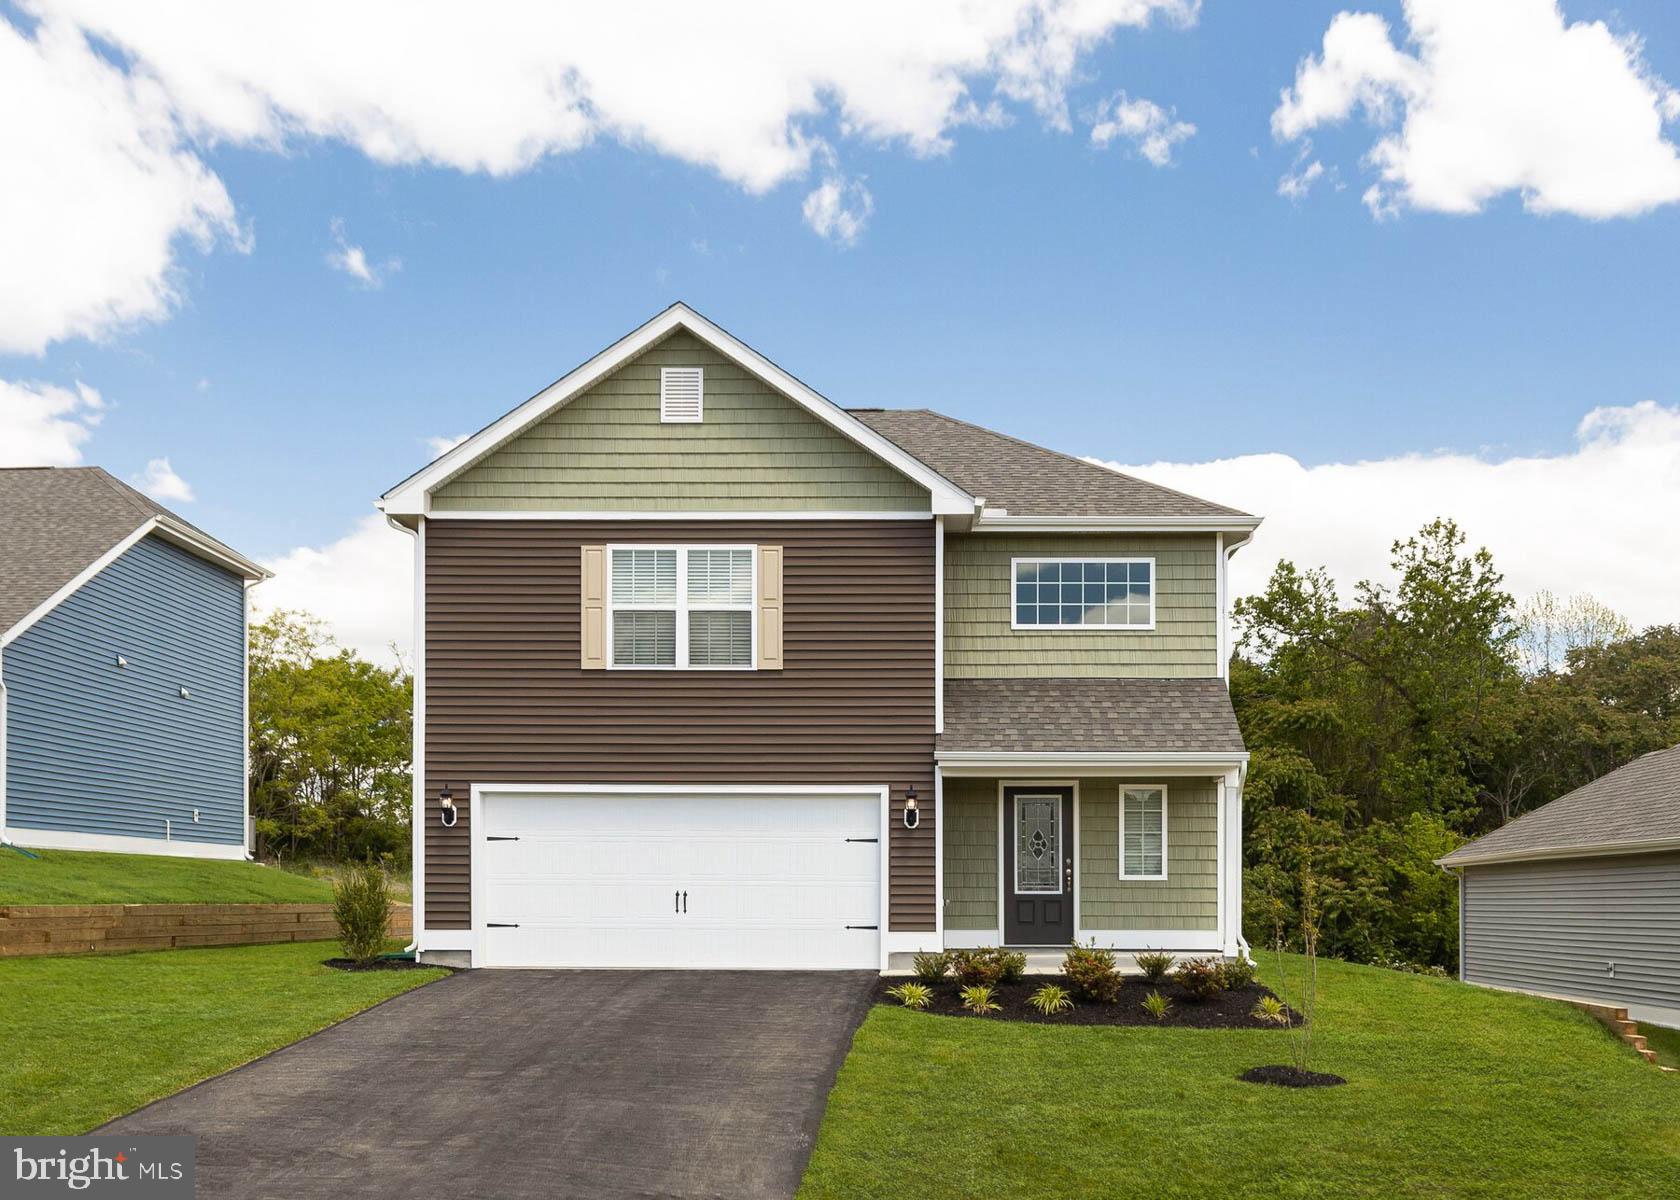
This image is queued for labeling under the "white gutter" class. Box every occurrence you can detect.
[971,509,1264,535]
[1436,836,1680,870]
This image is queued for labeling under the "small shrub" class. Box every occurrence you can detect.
[1027,983,1074,1016]
[1063,942,1122,1003]
[998,950,1028,984]
[912,951,951,983]
[1174,956,1223,1002]
[1218,954,1259,991]
[332,863,391,964]
[1251,994,1289,1025]
[886,982,933,1010]
[1141,990,1172,1022]
[950,947,1016,987]
[1135,949,1175,983]
[960,985,1001,1015]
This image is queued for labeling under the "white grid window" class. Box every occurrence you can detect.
[1121,787,1167,879]
[609,546,754,669]
[1012,558,1154,630]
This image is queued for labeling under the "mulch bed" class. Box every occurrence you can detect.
[1239,1065,1347,1088]
[322,957,436,972]
[876,974,1295,1028]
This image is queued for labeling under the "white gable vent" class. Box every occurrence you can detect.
[660,367,703,423]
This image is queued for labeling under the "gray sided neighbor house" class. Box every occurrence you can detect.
[1440,745,1680,1028]
[381,304,1260,971]
[0,467,268,859]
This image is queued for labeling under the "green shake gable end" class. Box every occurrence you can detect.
[432,330,932,513]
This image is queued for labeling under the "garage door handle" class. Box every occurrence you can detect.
[845,837,878,843]
[846,924,878,930]
[675,890,680,913]
[682,890,688,914]
[487,836,519,842]
[487,922,519,928]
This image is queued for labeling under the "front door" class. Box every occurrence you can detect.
[1003,786,1075,945]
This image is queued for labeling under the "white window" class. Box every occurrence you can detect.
[1012,558,1155,630]
[609,546,754,669]
[1120,786,1167,879]
[660,367,703,423]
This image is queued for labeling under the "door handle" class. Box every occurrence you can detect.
[682,890,688,914]
[675,890,680,913]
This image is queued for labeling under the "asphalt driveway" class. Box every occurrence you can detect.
[101,969,878,1199]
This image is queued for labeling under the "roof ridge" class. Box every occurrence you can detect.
[87,465,164,524]
[872,408,1250,518]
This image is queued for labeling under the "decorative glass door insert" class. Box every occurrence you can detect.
[1015,795,1061,894]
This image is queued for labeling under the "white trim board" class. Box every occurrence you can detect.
[379,303,977,518]
[973,512,1262,534]
[5,826,249,860]
[939,752,1248,777]
[420,509,935,522]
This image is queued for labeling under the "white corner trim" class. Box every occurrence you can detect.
[388,515,426,946]
[379,303,977,517]
[934,517,945,734]
[4,827,250,859]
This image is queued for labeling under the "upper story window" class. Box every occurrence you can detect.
[609,545,753,669]
[1012,558,1154,630]
[660,367,704,422]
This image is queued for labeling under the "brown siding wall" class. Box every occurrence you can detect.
[424,519,936,931]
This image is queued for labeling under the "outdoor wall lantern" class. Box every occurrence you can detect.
[114,654,127,668]
[178,686,191,699]
[903,785,920,830]
[439,783,458,828]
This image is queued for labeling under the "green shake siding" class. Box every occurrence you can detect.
[941,778,1219,932]
[433,330,931,512]
[944,534,1219,678]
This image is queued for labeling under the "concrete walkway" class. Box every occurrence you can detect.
[102,969,878,1199]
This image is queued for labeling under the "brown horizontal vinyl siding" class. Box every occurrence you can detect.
[424,519,936,931]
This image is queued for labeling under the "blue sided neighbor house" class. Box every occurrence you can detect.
[0,467,268,859]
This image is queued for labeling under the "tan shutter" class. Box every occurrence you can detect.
[581,545,607,670]
[757,545,783,670]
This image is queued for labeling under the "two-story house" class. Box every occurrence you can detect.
[380,305,1258,970]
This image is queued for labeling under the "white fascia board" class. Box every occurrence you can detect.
[972,511,1263,534]
[938,751,1249,777]
[1436,836,1680,870]
[379,303,977,517]
[421,509,935,521]
[3,518,269,648]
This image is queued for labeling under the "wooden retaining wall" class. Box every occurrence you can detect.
[0,902,413,958]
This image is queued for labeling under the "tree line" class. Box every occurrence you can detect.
[1236,519,1679,970]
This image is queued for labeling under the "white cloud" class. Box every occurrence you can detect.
[1091,401,1680,630]
[1,1,1194,355]
[0,15,241,355]
[131,456,195,502]
[1273,1,1680,219]
[1089,91,1195,165]
[326,218,398,288]
[424,433,470,458]
[0,379,104,465]
[255,514,413,666]
[802,174,875,244]
[1277,158,1325,200]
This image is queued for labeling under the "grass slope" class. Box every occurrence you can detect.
[2,940,445,1135]
[801,956,1680,1199]
[0,848,336,905]
[1642,1023,1680,1070]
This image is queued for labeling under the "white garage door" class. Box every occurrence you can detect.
[475,788,883,969]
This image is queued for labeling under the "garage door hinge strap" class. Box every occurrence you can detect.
[846,924,879,930]
[487,836,520,841]
[845,837,879,843]
[486,922,520,928]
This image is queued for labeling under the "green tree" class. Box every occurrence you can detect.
[249,611,412,864]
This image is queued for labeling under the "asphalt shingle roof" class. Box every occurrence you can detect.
[1439,744,1680,866]
[939,677,1246,755]
[849,408,1252,520]
[0,467,253,635]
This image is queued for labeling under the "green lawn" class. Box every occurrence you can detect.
[0,848,337,905]
[801,956,1680,1199]
[1643,1023,1680,1070]
[2,940,445,1134]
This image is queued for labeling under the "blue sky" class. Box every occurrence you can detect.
[4,0,1680,654]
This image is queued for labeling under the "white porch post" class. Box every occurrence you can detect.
[1222,765,1244,956]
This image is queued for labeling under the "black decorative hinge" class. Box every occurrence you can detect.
[486,922,520,928]
[486,835,520,841]
[845,924,879,930]
[845,837,879,843]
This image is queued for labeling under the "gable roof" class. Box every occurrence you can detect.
[0,467,267,643]
[379,303,976,518]
[1438,744,1680,868]
[850,408,1254,524]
